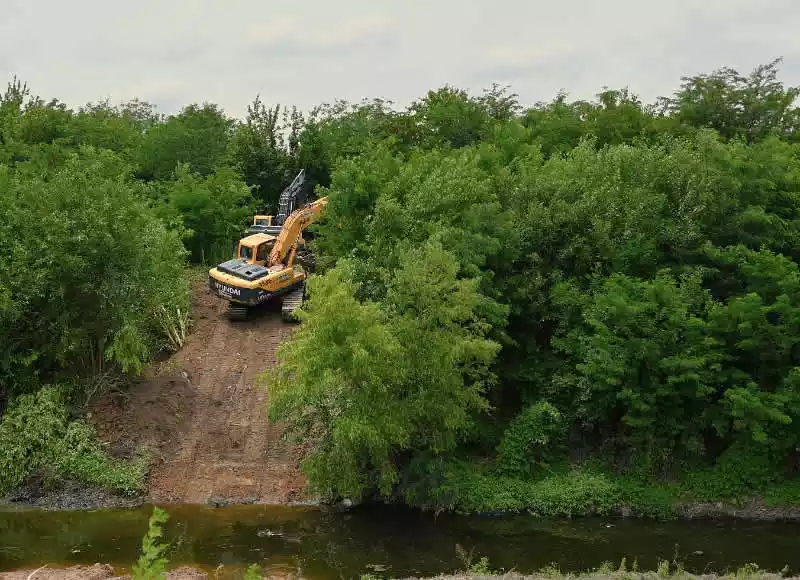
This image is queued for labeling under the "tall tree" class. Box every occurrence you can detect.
[136,103,233,180]
[228,95,294,212]
[661,58,800,142]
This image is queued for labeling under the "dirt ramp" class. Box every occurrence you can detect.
[92,279,307,505]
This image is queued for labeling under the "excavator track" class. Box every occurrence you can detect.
[227,304,249,321]
[281,283,305,323]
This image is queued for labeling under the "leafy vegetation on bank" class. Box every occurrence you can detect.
[266,59,800,511]
[410,552,797,580]
[0,79,293,493]
[399,563,795,580]
[0,386,146,495]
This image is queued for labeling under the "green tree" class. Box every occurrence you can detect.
[0,146,190,402]
[296,98,414,187]
[227,96,295,212]
[661,58,800,142]
[136,103,233,180]
[267,244,499,500]
[154,164,256,264]
[552,270,723,457]
[68,99,153,154]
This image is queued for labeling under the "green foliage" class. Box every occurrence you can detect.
[243,564,263,580]
[552,270,722,456]
[296,98,413,187]
[68,99,152,153]
[455,544,495,577]
[496,402,563,476]
[268,59,800,508]
[5,58,800,512]
[0,147,190,399]
[132,506,170,580]
[661,58,800,142]
[681,442,782,502]
[408,459,683,518]
[763,478,800,506]
[227,96,298,211]
[406,563,792,579]
[421,460,624,516]
[0,386,146,495]
[267,243,499,501]
[136,103,232,180]
[0,78,194,495]
[154,164,256,263]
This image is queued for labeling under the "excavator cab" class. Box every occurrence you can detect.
[236,234,276,266]
[246,215,279,236]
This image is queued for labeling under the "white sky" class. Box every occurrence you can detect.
[2,0,799,118]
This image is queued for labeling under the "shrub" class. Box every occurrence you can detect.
[0,386,146,495]
[132,507,170,580]
[496,402,563,476]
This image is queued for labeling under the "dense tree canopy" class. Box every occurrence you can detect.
[2,57,800,508]
[266,58,800,507]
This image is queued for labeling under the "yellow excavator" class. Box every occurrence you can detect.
[208,191,327,322]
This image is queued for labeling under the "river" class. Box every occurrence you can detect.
[1,505,798,578]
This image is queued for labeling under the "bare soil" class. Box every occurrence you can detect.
[0,564,211,579]
[89,277,308,505]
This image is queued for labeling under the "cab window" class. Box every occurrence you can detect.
[240,245,254,261]
[256,242,273,262]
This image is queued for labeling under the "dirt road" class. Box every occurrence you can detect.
[90,279,307,505]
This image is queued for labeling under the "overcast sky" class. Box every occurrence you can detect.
[2,0,799,118]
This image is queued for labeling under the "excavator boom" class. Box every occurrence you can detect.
[268,196,328,267]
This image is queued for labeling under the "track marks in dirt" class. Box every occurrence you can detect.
[93,279,306,505]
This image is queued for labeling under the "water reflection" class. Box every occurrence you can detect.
[1,504,798,578]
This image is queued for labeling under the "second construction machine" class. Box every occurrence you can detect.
[245,170,310,237]
[208,172,327,322]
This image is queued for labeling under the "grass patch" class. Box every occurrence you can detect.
[763,478,800,507]
[414,457,797,518]
[416,460,675,517]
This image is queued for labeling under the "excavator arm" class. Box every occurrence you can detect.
[268,196,328,267]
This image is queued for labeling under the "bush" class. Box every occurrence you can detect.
[0,386,146,495]
[0,147,190,401]
[154,164,256,264]
[496,402,563,476]
[681,442,783,502]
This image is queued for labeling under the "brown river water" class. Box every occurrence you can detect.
[1,504,799,578]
